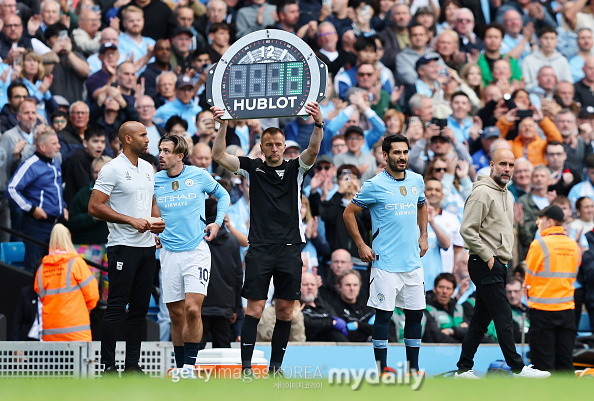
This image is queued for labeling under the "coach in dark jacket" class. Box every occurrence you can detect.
[201,198,243,349]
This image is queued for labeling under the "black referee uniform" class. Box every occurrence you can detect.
[237,154,309,371]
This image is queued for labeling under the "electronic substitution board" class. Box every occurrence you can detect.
[206,29,328,120]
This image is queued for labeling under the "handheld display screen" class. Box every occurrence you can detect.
[207,29,328,120]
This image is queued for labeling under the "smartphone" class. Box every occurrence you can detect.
[322,0,332,9]
[111,81,119,88]
[341,170,352,181]
[58,30,68,40]
[431,118,447,130]
[503,93,516,110]
[361,5,371,21]
[517,109,533,119]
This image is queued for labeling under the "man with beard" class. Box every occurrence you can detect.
[454,148,550,379]
[344,134,428,375]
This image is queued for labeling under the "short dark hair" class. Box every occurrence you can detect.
[209,22,230,34]
[261,127,285,141]
[84,125,106,142]
[507,277,523,288]
[45,22,68,39]
[354,36,376,53]
[481,23,505,40]
[165,115,188,133]
[537,26,557,38]
[545,140,564,153]
[382,134,410,153]
[7,81,27,99]
[451,91,469,103]
[278,0,298,14]
[191,47,210,60]
[434,272,456,289]
[408,22,426,36]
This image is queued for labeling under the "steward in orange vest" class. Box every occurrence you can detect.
[34,253,99,341]
[525,205,581,372]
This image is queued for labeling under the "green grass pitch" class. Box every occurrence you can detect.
[1,375,592,401]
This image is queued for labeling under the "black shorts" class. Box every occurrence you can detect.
[242,243,302,300]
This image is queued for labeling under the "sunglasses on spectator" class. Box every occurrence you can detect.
[315,165,332,171]
[433,168,447,173]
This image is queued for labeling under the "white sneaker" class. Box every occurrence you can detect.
[180,364,197,379]
[454,370,481,379]
[513,365,551,379]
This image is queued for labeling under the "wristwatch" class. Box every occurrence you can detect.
[315,121,325,128]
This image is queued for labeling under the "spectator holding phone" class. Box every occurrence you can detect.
[496,89,563,165]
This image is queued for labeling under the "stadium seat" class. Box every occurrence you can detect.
[578,312,592,336]
[0,242,25,268]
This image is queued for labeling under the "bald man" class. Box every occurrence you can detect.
[455,149,550,379]
[189,142,212,170]
[89,121,165,375]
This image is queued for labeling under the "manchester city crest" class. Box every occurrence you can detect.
[412,186,418,195]
[377,293,385,303]
[185,178,194,187]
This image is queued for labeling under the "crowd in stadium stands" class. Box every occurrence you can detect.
[4,0,594,348]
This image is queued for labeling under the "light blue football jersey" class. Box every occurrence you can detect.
[155,165,229,252]
[352,169,426,273]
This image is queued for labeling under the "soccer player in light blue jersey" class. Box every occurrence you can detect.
[154,134,230,378]
[344,134,428,376]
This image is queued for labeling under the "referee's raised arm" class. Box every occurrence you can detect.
[300,102,325,167]
[211,106,240,173]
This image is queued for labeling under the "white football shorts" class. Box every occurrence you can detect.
[367,266,426,311]
[160,240,211,303]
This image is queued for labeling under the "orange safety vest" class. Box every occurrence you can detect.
[525,226,581,311]
[34,253,99,341]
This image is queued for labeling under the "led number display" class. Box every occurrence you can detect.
[207,29,328,120]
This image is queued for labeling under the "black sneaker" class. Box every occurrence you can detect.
[269,367,285,379]
[102,365,119,377]
[123,365,146,375]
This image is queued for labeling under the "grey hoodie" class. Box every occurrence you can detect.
[521,49,572,92]
[460,175,515,264]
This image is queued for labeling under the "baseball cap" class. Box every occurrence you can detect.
[171,26,193,38]
[53,95,70,108]
[175,75,194,89]
[99,42,118,54]
[415,55,439,70]
[344,126,364,138]
[535,205,565,222]
[285,140,301,150]
[481,126,501,139]
[314,154,334,166]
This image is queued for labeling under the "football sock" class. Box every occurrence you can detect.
[269,319,291,370]
[184,342,200,366]
[241,315,260,370]
[404,309,423,372]
[372,309,392,371]
[174,346,185,369]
